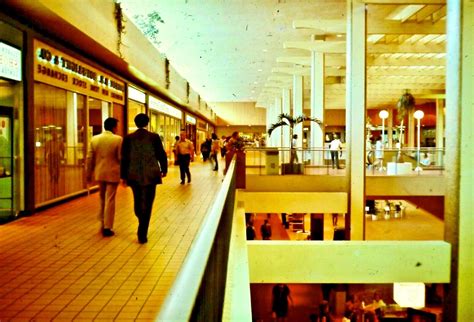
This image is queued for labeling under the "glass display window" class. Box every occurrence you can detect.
[34,82,86,206]
[127,99,145,132]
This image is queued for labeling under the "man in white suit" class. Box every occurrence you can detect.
[86,117,123,237]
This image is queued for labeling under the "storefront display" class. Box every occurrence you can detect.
[0,21,24,221]
[33,39,125,206]
[149,95,182,163]
[127,86,146,132]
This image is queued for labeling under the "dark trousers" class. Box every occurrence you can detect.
[211,152,218,170]
[131,184,156,241]
[178,154,191,182]
[330,151,340,169]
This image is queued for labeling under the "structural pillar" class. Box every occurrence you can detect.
[436,98,445,166]
[274,96,282,148]
[310,51,325,165]
[444,1,473,321]
[282,88,291,162]
[387,109,393,149]
[346,0,366,241]
[293,74,304,160]
[266,104,273,147]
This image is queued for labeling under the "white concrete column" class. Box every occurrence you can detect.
[408,112,415,148]
[346,0,366,241]
[293,74,304,160]
[281,88,291,150]
[274,96,282,148]
[435,98,445,166]
[387,109,393,148]
[310,51,325,165]
[445,1,473,320]
[266,105,273,147]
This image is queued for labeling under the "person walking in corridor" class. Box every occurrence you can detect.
[176,130,194,184]
[121,113,168,244]
[210,133,220,171]
[329,135,342,169]
[86,117,123,237]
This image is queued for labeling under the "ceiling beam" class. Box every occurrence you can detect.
[360,0,446,4]
[294,19,445,34]
[415,5,444,22]
[276,56,311,66]
[277,55,446,68]
[367,67,445,76]
[284,40,445,53]
[271,67,310,76]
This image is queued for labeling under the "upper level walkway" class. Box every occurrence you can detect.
[0,161,223,321]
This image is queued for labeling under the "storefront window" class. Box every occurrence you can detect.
[128,99,145,132]
[34,82,86,205]
[88,97,110,138]
[149,111,181,162]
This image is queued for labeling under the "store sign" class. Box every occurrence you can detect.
[0,42,21,81]
[149,96,182,119]
[197,120,207,130]
[128,86,146,103]
[186,115,196,125]
[33,39,125,104]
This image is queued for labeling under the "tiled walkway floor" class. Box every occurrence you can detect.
[0,160,224,321]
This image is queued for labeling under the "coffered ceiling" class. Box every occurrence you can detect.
[121,0,447,112]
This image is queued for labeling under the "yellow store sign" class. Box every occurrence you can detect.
[33,39,125,104]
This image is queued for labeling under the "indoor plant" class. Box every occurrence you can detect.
[267,113,322,174]
[396,90,415,147]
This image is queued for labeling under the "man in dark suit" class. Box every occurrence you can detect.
[121,113,168,244]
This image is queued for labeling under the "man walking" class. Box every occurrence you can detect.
[121,113,168,244]
[176,130,194,184]
[86,117,122,237]
[329,135,343,169]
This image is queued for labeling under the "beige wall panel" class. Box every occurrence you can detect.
[240,192,347,214]
[366,176,445,196]
[38,0,174,94]
[169,66,187,102]
[189,89,200,110]
[216,126,266,138]
[212,102,266,126]
[246,175,348,192]
[248,241,451,283]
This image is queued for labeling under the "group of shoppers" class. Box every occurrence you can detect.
[86,114,230,244]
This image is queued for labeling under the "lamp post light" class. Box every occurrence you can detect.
[378,110,389,145]
[377,110,389,172]
[414,110,424,172]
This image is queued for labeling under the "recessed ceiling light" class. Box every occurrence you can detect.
[262,49,268,52]
[258,69,263,72]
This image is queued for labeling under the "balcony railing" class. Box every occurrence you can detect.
[157,159,237,321]
[244,147,444,176]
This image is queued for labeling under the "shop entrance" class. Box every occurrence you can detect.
[0,107,14,222]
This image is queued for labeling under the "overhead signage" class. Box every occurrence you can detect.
[128,86,146,103]
[149,96,182,119]
[186,115,196,125]
[33,39,125,104]
[0,42,21,81]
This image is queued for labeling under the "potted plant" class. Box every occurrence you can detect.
[267,113,322,174]
[396,90,415,147]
